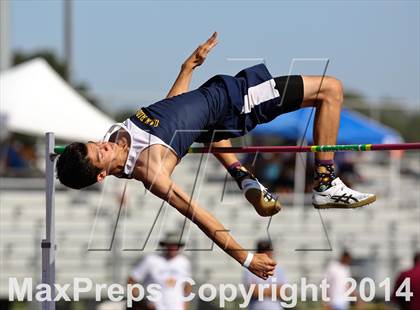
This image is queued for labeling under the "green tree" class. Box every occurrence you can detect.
[114,110,134,122]
[344,91,420,142]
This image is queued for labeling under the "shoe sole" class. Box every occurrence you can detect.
[245,188,282,217]
[313,195,377,209]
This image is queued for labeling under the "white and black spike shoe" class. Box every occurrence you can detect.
[241,178,282,217]
[312,177,376,209]
[231,166,282,217]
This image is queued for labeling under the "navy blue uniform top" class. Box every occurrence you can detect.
[129,64,275,158]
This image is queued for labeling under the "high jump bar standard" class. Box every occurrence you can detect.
[52,142,420,155]
[42,133,56,310]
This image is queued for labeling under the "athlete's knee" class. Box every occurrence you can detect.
[316,76,343,110]
[323,76,343,105]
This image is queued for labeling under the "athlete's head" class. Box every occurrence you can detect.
[56,141,118,189]
[414,252,420,265]
[340,250,352,265]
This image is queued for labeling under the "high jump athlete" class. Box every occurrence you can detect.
[56,33,375,279]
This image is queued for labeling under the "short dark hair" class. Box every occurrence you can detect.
[341,250,351,259]
[56,142,101,189]
[414,252,420,265]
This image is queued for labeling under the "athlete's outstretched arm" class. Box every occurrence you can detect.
[164,181,275,279]
[135,158,276,280]
[166,32,218,98]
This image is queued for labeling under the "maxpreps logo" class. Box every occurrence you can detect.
[135,109,160,127]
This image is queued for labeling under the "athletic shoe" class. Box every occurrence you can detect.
[312,177,376,209]
[235,170,282,217]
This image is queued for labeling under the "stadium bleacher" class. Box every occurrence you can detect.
[1,154,419,298]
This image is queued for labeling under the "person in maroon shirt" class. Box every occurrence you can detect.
[393,253,420,310]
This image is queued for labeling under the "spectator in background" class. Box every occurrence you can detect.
[393,252,420,310]
[243,239,287,310]
[260,153,282,189]
[324,251,353,310]
[275,153,295,193]
[0,140,27,175]
[0,137,40,177]
[127,232,192,310]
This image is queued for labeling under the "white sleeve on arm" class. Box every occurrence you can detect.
[184,258,192,279]
[325,262,336,287]
[243,268,255,286]
[275,266,287,284]
[325,263,332,278]
[130,256,150,282]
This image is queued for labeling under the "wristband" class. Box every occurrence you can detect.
[243,252,254,268]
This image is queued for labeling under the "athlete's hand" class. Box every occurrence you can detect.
[248,253,277,280]
[182,32,218,71]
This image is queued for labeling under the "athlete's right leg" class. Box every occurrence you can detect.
[262,75,374,208]
[206,139,281,217]
[206,139,238,169]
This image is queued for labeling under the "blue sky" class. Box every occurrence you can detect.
[11,0,420,113]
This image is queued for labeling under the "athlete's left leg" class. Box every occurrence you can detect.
[207,139,238,168]
[207,139,282,217]
[300,76,343,162]
[300,76,376,208]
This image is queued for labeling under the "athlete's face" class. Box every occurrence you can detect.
[165,244,180,259]
[86,142,118,180]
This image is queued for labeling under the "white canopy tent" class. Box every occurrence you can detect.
[0,58,114,141]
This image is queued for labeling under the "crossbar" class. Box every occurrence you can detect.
[53,142,420,155]
[188,143,420,153]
